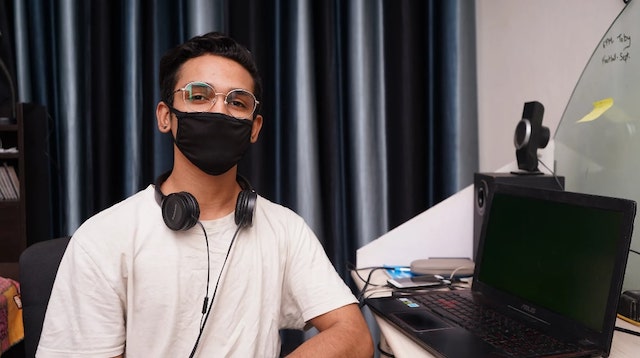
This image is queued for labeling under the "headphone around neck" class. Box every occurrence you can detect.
[154,171,257,231]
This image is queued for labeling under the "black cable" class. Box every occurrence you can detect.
[188,224,242,358]
[356,268,379,308]
[630,249,640,256]
[615,326,640,337]
[349,266,388,308]
[196,221,211,328]
[349,265,471,306]
[348,264,388,288]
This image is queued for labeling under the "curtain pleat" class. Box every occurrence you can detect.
[186,0,225,37]
[148,1,182,179]
[91,1,118,214]
[345,0,388,252]
[290,0,323,236]
[384,1,431,228]
[58,0,86,231]
[312,0,350,275]
[122,0,142,194]
[432,2,479,198]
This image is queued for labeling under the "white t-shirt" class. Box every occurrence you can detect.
[37,185,357,357]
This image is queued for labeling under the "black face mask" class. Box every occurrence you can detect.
[169,106,253,176]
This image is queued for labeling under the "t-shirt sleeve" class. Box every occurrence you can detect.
[37,235,126,357]
[279,218,358,328]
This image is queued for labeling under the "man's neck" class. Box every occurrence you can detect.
[163,164,241,220]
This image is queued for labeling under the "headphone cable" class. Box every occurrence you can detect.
[197,221,211,328]
[188,224,242,358]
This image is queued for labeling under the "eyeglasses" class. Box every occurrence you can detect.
[173,81,259,119]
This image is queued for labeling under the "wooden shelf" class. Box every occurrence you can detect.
[0,153,19,160]
[0,124,18,131]
[0,104,26,280]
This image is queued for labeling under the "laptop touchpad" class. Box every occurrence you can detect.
[394,312,452,331]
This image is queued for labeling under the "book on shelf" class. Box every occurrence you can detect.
[0,167,10,199]
[0,162,19,200]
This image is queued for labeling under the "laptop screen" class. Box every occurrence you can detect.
[475,184,633,333]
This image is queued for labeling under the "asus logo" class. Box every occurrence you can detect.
[521,304,536,314]
[509,304,548,325]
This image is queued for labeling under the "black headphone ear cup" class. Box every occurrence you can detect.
[162,192,200,231]
[235,189,257,227]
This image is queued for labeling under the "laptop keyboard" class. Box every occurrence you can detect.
[413,292,580,357]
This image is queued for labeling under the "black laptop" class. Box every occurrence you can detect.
[365,183,636,357]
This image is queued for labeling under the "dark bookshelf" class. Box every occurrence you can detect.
[0,104,25,280]
[0,103,52,280]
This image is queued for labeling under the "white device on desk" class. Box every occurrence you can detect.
[410,257,474,277]
[387,258,475,289]
[387,275,443,289]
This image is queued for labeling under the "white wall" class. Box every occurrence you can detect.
[476,0,625,172]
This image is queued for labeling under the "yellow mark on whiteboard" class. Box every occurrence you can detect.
[577,98,613,123]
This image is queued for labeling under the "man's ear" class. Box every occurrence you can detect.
[250,114,263,143]
[156,101,172,133]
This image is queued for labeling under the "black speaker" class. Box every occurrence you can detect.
[473,172,564,260]
[514,101,550,173]
[154,171,257,231]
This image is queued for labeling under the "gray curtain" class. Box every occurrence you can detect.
[7,0,478,353]
[9,0,477,301]
[10,0,478,276]
[10,0,477,271]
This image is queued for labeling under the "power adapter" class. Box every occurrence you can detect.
[618,290,640,321]
[410,257,475,278]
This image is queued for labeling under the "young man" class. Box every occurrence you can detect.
[38,32,373,357]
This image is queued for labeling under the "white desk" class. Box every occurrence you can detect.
[353,269,640,358]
